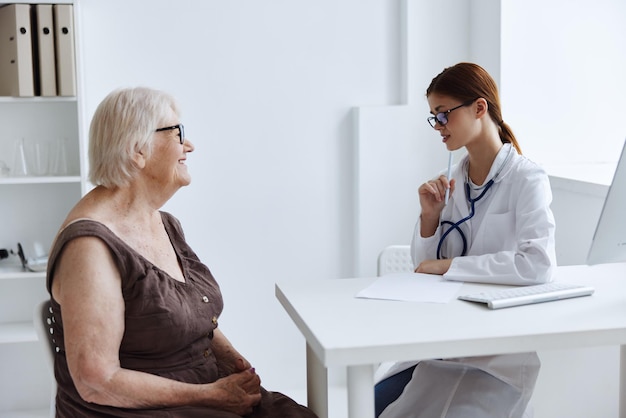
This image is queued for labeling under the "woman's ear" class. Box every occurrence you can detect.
[475,98,489,119]
[131,146,147,169]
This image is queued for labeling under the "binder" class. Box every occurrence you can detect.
[33,4,57,96]
[0,4,35,97]
[53,4,76,97]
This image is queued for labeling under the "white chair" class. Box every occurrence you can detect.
[33,299,57,418]
[377,245,413,276]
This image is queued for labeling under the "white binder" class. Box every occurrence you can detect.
[33,4,57,97]
[0,4,35,97]
[53,4,76,97]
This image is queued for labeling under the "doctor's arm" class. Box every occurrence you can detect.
[418,175,456,237]
[412,169,556,284]
[411,221,453,275]
[411,175,457,274]
[445,171,556,285]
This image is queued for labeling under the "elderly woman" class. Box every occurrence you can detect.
[46,87,317,417]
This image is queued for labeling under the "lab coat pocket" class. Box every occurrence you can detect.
[477,211,515,254]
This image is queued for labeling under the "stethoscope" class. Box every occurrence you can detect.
[436,145,514,260]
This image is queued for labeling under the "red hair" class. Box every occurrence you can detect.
[426,62,522,154]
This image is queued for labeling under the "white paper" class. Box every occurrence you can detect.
[355,272,463,303]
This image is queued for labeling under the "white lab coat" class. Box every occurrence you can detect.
[379,144,556,418]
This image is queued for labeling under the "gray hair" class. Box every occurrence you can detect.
[88,87,181,188]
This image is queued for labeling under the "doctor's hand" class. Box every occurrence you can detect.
[415,258,452,275]
[418,176,456,237]
[418,176,456,214]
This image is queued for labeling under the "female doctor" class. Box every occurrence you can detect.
[375,62,557,418]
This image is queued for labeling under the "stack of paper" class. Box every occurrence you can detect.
[356,272,463,303]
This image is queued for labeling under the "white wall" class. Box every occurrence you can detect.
[500,3,626,416]
[78,0,401,392]
[501,0,626,166]
[353,0,504,278]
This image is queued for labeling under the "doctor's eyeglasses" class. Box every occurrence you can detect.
[155,124,185,144]
[427,99,476,128]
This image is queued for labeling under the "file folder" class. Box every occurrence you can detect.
[32,4,57,96]
[53,4,76,97]
[0,4,35,97]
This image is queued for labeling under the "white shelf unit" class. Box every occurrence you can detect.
[0,0,85,415]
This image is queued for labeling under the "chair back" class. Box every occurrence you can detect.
[34,299,57,417]
[377,245,413,276]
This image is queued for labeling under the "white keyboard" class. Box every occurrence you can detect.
[458,282,595,310]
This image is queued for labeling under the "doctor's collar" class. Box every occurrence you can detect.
[463,143,515,187]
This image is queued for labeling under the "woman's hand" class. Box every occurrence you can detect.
[415,258,452,275]
[210,369,262,416]
[418,176,455,237]
[418,175,455,215]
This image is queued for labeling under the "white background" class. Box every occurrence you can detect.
[75,0,625,416]
[502,0,626,166]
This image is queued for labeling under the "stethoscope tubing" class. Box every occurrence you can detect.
[436,180,494,259]
[435,145,515,260]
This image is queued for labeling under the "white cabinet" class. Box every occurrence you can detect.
[0,0,85,415]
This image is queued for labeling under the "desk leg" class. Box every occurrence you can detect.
[347,364,375,418]
[306,343,328,418]
[619,345,626,418]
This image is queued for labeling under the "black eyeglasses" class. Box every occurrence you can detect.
[427,99,476,128]
[155,124,185,144]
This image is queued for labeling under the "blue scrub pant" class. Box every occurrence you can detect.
[374,365,417,417]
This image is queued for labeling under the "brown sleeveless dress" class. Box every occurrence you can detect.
[46,212,317,417]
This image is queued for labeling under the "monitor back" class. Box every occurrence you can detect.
[587,139,626,265]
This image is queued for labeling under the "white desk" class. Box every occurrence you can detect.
[275,263,626,418]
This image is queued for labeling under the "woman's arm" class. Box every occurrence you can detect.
[446,170,556,285]
[411,163,556,284]
[418,175,456,238]
[52,236,261,414]
[411,175,456,273]
[212,329,253,377]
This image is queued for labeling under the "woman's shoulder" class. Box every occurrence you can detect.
[496,152,550,195]
[58,187,111,228]
[511,152,548,177]
[54,191,122,246]
[506,154,553,198]
[53,217,116,254]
